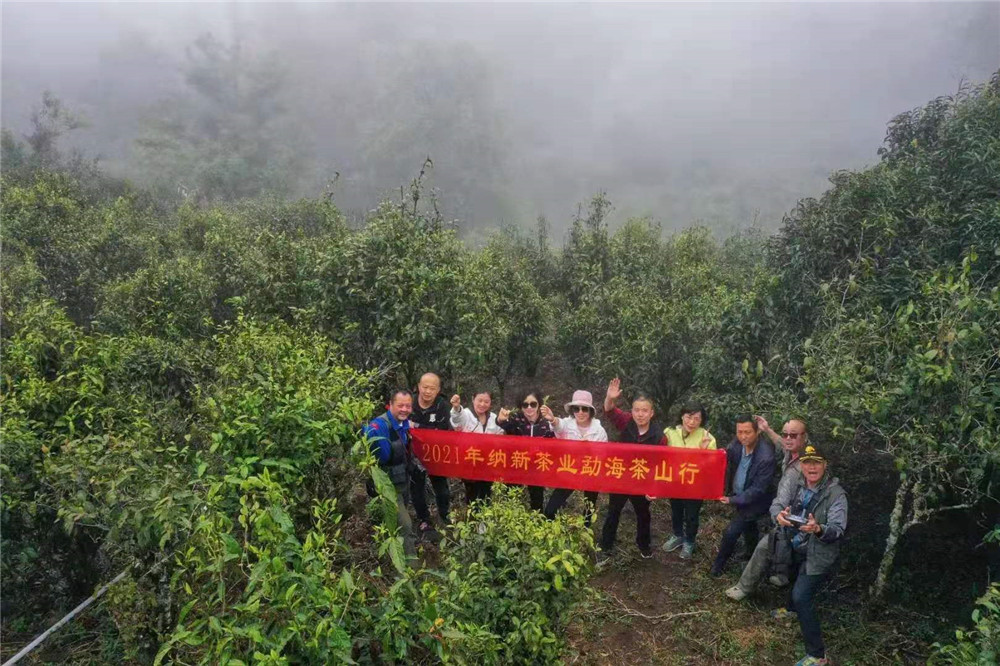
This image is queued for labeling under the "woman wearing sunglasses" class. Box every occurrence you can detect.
[496,388,556,512]
[450,389,505,504]
[540,390,608,526]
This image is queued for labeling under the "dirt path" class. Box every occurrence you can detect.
[563,499,918,666]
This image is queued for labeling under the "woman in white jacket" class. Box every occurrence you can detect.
[540,390,608,526]
[450,389,504,504]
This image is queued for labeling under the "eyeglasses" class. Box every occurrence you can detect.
[521,401,539,408]
[781,432,803,439]
[569,406,591,414]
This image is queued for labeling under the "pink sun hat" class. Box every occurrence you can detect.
[564,390,597,414]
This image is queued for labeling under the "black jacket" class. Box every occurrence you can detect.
[497,412,556,438]
[410,395,453,431]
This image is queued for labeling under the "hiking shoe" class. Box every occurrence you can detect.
[770,607,798,623]
[768,574,789,587]
[679,542,695,560]
[724,585,747,601]
[639,546,654,559]
[794,657,829,666]
[662,535,684,552]
[418,522,442,544]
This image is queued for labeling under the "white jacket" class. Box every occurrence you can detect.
[451,407,505,434]
[552,417,608,442]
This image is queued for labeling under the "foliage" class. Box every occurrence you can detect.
[314,201,469,388]
[437,485,595,664]
[454,236,550,393]
[930,583,1000,665]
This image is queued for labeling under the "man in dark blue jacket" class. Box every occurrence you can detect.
[710,414,776,576]
[364,389,416,557]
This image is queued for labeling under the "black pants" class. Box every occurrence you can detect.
[410,468,451,525]
[543,488,599,527]
[464,480,492,505]
[600,494,651,552]
[527,485,546,512]
[508,484,546,512]
[711,513,763,572]
[670,498,704,543]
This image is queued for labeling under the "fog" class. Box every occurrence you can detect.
[3,2,997,234]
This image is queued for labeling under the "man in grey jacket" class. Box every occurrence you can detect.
[769,445,847,666]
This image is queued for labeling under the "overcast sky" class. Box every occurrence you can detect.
[3,2,998,232]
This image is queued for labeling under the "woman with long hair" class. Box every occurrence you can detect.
[496,388,555,511]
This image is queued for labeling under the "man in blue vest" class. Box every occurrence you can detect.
[364,389,417,557]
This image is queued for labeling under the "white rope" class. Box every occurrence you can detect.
[3,568,129,666]
[3,553,172,666]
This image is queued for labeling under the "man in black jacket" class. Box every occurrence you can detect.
[710,414,776,576]
[409,373,452,537]
[599,377,665,563]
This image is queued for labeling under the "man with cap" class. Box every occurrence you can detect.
[541,389,608,526]
[766,445,847,666]
[725,417,808,598]
[408,372,452,538]
[363,388,418,557]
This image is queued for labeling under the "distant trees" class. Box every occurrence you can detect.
[136,33,306,202]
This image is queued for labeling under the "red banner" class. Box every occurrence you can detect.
[410,429,726,500]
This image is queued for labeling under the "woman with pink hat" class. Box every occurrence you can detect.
[540,389,608,526]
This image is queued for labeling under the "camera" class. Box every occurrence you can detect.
[785,513,808,527]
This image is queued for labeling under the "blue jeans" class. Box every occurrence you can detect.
[788,555,828,658]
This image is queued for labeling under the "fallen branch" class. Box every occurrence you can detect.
[606,591,710,622]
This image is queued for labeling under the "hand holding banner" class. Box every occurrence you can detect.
[410,429,725,500]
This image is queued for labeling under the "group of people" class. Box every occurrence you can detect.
[364,372,848,666]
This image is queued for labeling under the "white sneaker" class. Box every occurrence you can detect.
[769,574,789,587]
[724,585,747,601]
[662,535,684,552]
[679,542,695,560]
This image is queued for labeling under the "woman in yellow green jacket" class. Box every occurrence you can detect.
[661,401,716,560]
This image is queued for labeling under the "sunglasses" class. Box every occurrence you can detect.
[781,432,803,439]
[569,405,592,414]
[521,401,539,408]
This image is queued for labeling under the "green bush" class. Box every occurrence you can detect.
[930,583,1000,665]
[437,485,595,665]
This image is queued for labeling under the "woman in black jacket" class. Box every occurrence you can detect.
[496,388,555,512]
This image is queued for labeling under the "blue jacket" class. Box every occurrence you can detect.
[724,437,776,517]
[364,411,410,464]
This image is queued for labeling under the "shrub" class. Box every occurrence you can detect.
[930,583,1000,665]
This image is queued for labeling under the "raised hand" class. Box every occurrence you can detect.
[753,414,769,431]
[699,431,713,449]
[540,404,556,422]
[497,407,511,423]
[450,394,462,411]
[606,377,622,401]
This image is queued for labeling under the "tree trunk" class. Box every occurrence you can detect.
[871,476,912,601]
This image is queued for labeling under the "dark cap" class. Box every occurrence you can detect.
[800,445,826,463]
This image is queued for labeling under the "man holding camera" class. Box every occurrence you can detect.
[768,445,847,666]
